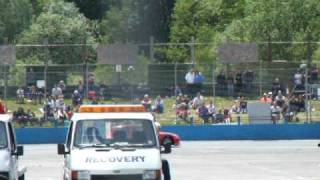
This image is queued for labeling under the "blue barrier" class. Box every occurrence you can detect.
[15,128,67,144]
[161,124,320,140]
[15,124,320,144]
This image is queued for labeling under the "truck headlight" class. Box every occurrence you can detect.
[143,170,161,180]
[71,170,90,180]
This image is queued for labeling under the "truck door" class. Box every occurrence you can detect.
[8,122,18,180]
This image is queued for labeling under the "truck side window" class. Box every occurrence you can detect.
[8,123,16,151]
[66,122,73,149]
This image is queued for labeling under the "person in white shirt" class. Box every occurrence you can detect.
[192,92,204,109]
[185,69,195,96]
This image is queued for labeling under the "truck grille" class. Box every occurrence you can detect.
[91,174,142,180]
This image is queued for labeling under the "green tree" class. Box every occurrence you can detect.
[0,0,32,43]
[18,0,96,64]
[99,0,175,44]
[166,0,246,63]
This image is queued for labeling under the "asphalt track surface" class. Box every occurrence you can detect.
[20,140,320,180]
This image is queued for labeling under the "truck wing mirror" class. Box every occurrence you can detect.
[161,143,172,154]
[16,146,24,156]
[57,144,68,155]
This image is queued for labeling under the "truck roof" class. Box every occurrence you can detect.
[71,112,154,122]
[0,114,11,122]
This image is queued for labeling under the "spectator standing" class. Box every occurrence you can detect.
[227,73,234,97]
[58,80,66,94]
[174,85,182,97]
[294,69,304,90]
[51,85,62,99]
[0,100,6,114]
[216,70,226,96]
[275,90,286,108]
[77,80,84,95]
[223,108,232,124]
[270,103,281,124]
[26,68,36,87]
[235,71,243,94]
[239,96,247,114]
[242,69,254,92]
[310,66,318,84]
[271,78,282,96]
[185,69,195,96]
[194,70,205,94]
[16,87,25,104]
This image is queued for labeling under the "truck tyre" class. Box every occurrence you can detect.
[18,175,25,180]
[162,159,171,180]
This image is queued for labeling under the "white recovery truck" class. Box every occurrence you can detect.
[58,105,171,180]
[0,115,26,180]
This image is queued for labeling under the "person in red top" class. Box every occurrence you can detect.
[260,93,272,103]
[0,100,6,114]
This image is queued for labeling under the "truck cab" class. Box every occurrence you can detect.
[0,115,26,180]
[58,105,171,180]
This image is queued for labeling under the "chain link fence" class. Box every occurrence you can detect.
[0,41,320,125]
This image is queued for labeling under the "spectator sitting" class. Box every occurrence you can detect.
[206,100,216,121]
[231,100,240,114]
[141,94,152,111]
[55,95,65,111]
[153,95,164,114]
[176,93,184,105]
[16,87,25,104]
[215,109,225,123]
[56,108,67,125]
[192,92,204,109]
[26,109,38,125]
[176,102,190,122]
[65,106,73,120]
[89,96,99,105]
[41,104,56,126]
[198,103,210,123]
[260,93,272,103]
[13,107,28,126]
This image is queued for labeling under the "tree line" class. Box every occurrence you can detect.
[1,0,320,64]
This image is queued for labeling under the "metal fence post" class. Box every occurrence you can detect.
[150,36,155,62]
[3,64,7,101]
[212,63,216,98]
[191,36,195,66]
[43,38,48,101]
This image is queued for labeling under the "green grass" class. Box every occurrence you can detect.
[5,97,320,127]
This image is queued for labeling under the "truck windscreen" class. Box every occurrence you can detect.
[74,119,157,148]
[0,122,7,148]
